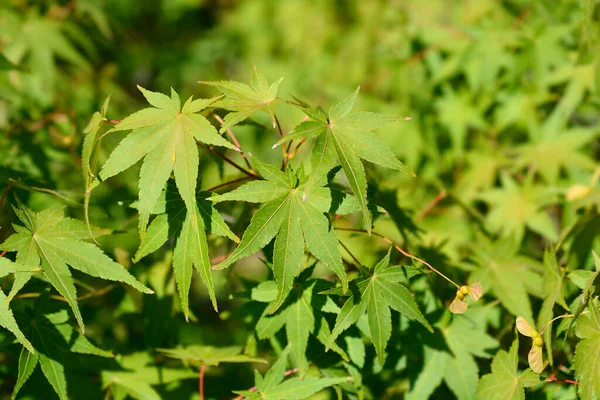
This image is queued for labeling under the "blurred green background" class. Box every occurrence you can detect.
[1,0,599,398]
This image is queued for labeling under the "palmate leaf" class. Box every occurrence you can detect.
[237,346,350,400]
[158,345,266,367]
[0,203,152,333]
[99,86,238,237]
[327,250,432,365]
[254,269,348,377]
[275,87,414,232]
[212,157,365,312]
[475,336,540,399]
[101,353,197,400]
[12,294,113,400]
[132,180,239,317]
[470,236,542,323]
[201,65,283,132]
[574,298,600,399]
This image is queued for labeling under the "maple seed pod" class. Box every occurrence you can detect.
[459,286,470,295]
[533,337,543,347]
[456,290,465,300]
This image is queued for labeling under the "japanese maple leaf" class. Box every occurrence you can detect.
[274,87,414,232]
[133,180,239,318]
[211,157,367,312]
[0,203,152,333]
[13,294,113,400]
[201,66,283,132]
[99,86,238,237]
[478,173,557,243]
[326,250,432,365]
[254,270,348,377]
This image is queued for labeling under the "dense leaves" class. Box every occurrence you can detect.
[1,0,600,399]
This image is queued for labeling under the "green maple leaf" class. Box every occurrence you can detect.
[574,298,600,399]
[516,127,597,184]
[478,173,557,243]
[470,236,542,323]
[1,9,89,89]
[405,308,499,400]
[326,250,432,365]
[0,203,152,333]
[201,66,283,132]
[158,345,266,367]
[99,86,238,237]
[254,269,349,377]
[211,157,366,312]
[274,87,414,232]
[476,336,540,399]
[12,293,113,400]
[133,180,239,317]
[101,352,196,400]
[0,259,37,354]
[234,346,350,400]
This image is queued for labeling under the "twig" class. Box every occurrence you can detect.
[417,190,447,222]
[0,182,12,209]
[0,251,6,258]
[274,115,289,169]
[106,119,121,125]
[199,364,206,400]
[339,240,362,266]
[232,368,298,400]
[206,176,253,192]
[335,227,460,289]
[213,114,253,172]
[203,146,259,178]
[546,377,579,385]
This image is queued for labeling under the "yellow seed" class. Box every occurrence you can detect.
[531,330,539,339]
[460,286,470,295]
[533,337,543,347]
[456,291,465,300]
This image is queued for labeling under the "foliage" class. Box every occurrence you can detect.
[1,0,600,399]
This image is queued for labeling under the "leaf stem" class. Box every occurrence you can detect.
[0,182,12,209]
[335,227,461,289]
[231,368,298,400]
[274,115,289,169]
[206,176,253,192]
[339,240,362,266]
[199,364,205,400]
[417,190,447,221]
[203,146,259,178]
[546,376,580,385]
[213,114,254,172]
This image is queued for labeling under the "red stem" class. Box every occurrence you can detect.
[204,146,258,178]
[213,114,253,172]
[0,183,12,209]
[546,377,579,385]
[206,176,253,192]
[199,364,206,400]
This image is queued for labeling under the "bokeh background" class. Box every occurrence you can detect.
[1,0,599,399]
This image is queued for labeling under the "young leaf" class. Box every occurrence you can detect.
[12,294,113,400]
[0,204,152,332]
[574,299,600,399]
[99,86,237,237]
[255,274,348,376]
[201,65,283,131]
[476,337,540,399]
[327,250,432,365]
[212,158,348,312]
[276,88,414,232]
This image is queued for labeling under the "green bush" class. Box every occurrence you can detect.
[1,1,600,399]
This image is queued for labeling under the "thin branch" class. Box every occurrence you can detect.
[232,368,298,400]
[199,364,206,400]
[335,227,460,289]
[0,182,12,209]
[203,146,259,178]
[546,377,580,385]
[339,240,362,266]
[106,119,121,125]
[206,176,253,192]
[417,190,447,222]
[274,115,289,170]
[213,114,253,171]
